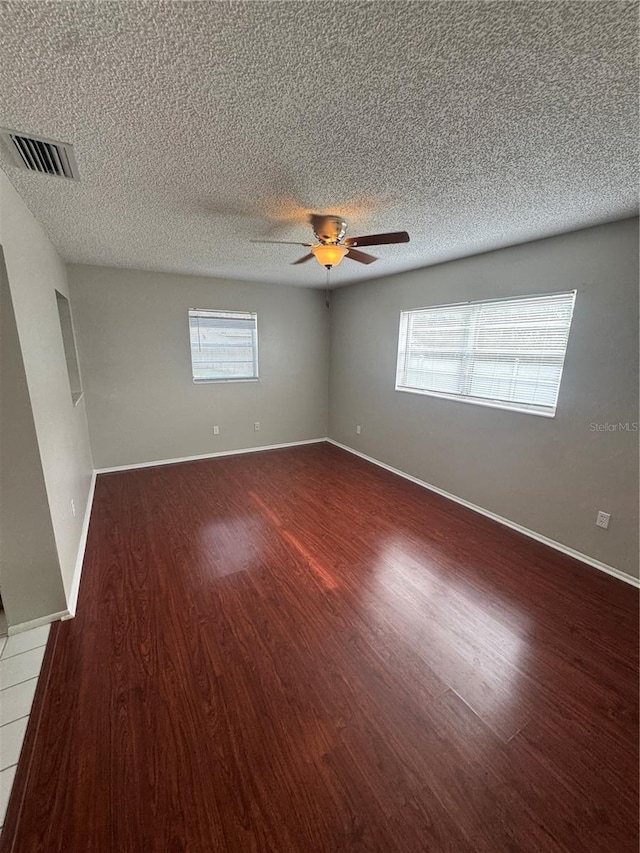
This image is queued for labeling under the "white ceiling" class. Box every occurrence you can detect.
[0,1,637,288]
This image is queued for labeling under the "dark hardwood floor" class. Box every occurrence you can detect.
[2,443,638,852]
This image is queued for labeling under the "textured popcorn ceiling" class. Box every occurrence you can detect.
[0,1,637,288]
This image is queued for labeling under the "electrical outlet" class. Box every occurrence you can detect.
[596,511,610,529]
[71,499,76,517]
[254,421,260,431]
[213,425,219,435]
[356,425,361,435]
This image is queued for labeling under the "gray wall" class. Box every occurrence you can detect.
[0,249,66,624]
[67,265,329,469]
[0,168,94,626]
[329,218,639,579]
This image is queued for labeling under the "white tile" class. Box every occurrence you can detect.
[0,678,38,727]
[0,764,17,827]
[1,625,50,660]
[0,647,45,690]
[0,717,27,771]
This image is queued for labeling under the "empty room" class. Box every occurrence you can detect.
[0,2,638,851]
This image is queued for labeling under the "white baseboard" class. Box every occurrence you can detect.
[327,439,639,589]
[7,609,70,636]
[64,470,97,619]
[94,437,328,474]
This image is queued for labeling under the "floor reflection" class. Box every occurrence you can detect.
[249,490,337,589]
[197,515,264,577]
[359,535,531,738]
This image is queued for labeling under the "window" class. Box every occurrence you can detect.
[189,309,258,383]
[395,291,576,417]
[55,290,83,405]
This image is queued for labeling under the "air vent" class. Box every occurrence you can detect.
[0,129,79,180]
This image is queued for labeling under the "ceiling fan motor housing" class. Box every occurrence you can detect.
[311,214,347,245]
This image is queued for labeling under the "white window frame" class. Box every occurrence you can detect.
[395,290,576,418]
[189,309,259,384]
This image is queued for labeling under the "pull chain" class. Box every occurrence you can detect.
[325,266,330,309]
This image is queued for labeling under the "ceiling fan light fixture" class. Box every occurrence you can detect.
[311,243,348,268]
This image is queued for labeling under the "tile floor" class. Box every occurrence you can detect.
[0,617,50,833]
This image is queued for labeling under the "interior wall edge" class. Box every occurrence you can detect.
[64,470,97,618]
[327,438,640,588]
[0,166,95,623]
[7,609,71,637]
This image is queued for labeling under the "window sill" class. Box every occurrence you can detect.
[193,378,259,385]
[394,385,556,418]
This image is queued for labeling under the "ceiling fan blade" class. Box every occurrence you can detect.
[250,240,312,246]
[292,253,314,265]
[346,248,377,265]
[344,231,410,248]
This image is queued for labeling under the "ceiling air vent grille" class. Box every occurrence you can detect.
[0,129,79,180]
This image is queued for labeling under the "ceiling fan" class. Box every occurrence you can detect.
[251,214,410,269]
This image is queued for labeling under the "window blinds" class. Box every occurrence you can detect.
[189,310,258,382]
[395,291,576,416]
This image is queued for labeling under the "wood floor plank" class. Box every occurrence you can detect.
[1,442,637,852]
